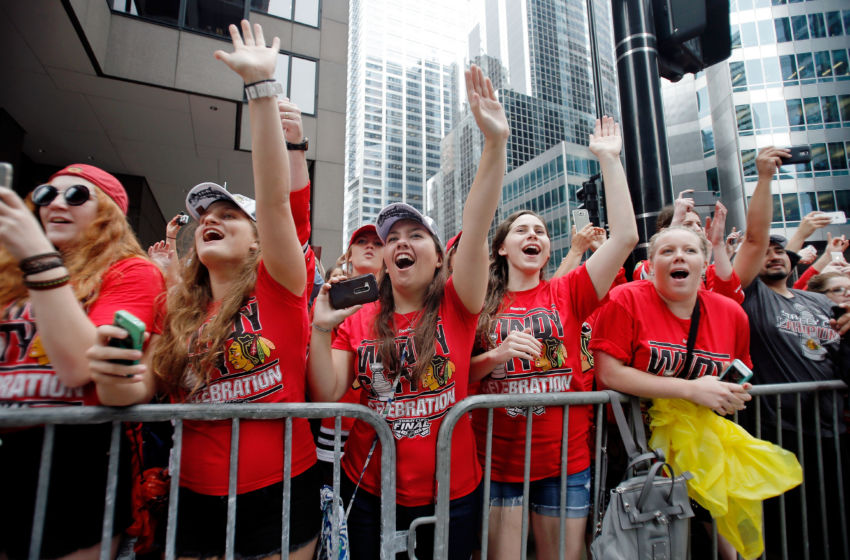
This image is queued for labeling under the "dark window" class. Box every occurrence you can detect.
[818,191,836,211]
[775,18,792,42]
[829,143,847,170]
[787,99,805,126]
[731,25,742,49]
[811,143,829,171]
[730,61,747,87]
[184,0,246,38]
[845,10,850,35]
[809,13,826,38]
[742,149,758,177]
[701,128,715,155]
[706,168,720,192]
[797,52,815,79]
[782,193,801,222]
[840,95,850,121]
[822,96,840,122]
[799,192,817,215]
[111,0,179,24]
[837,190,850,214]
[815,51,832,77]
[792,15,809,40]
[772,194,783,224]
[805,98,822,124]
[832,50,849,76]
[826,12,843,36]
[780,54,797,81]
[736,104,754,130]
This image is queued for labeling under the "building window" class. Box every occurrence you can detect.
[833,50,849,77]
[706,168,720,192]
[752,102,770,130]
[787,99,805,129]
[822,96,840,123]
[701,128,715,156]
[837,191,850,214]
[811,143,829,171]
[829,143,848,170]
[792,15,809,40]
[799,192,817,215]
[818,191,836,211]
[763,57,782,83]
[111,0,179,24]
[730,61,747,88]
[771,194,782,224]
[815,51,832,78]
[826,12,843,37]
[805,97,823,125]
[742,149,757,177]
[840,95,850,121]
[736,104,753,131]
[797,52,815,80]
[731,25,742,49]
[774,18,792,42]
[741,22,758,47]
[779,54,797,82]
[809,13,826,38]
[758,19,774,44]
[782,193,801,222]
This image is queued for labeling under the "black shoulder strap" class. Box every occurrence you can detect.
[682,296,701,379]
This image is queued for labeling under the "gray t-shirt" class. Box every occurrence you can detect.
[742,278,847,436]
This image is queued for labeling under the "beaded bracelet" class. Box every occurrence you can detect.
[20,252,64,276]
[312,323,332,334]
[24,274,71,291]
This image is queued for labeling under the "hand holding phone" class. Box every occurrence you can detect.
[719,359,753,385]
[108,310,146,367]
[781,146,812,165]
[329,274,379,309]
[0,162,12,190]
[572,209,590,232]
[689,190,717,207]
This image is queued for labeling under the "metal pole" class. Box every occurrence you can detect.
[610,0,673,262]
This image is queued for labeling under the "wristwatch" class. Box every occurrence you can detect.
[287,138,309,151]
[245,80,283,100]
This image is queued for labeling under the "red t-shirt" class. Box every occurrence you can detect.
[0,257,165,407]
[589,280,752,379]
[179,261,315,495]
[472,265,605,481]
[332,277,481,506]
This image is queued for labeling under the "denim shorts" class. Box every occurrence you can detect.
[488,467,591,518]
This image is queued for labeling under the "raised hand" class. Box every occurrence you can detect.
[825,232,849,256]
[465,64,510,142]
[278,98,304,144]
[798,245,818,265]
[147,240,174,273]
[704,201,728,248]
[0,187,56,261]
[214,20,279,84]
[588,226,607,252]
[588,116,622,160]
[570,224,596,255]
[798,211,832,238]
[756,146,790,179]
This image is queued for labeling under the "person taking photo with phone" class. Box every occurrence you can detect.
[308,64,509,559]
[0,163,165,559]
[466,116,637,560]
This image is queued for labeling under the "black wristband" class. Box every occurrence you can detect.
[244,78,275,89]
[20,252,64,276]
[24,274,71,291]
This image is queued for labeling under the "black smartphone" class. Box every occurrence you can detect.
[329,274,379,309]
[177,211,190,225]
[719,359,753,385]
[689,190,717,207]
[782,146,812,164]
[832,305,847,320]
[108,310,146,367]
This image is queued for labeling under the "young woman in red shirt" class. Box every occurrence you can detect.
[308,65,509,559]
[468,117,638,560]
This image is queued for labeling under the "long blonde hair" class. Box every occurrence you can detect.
[152,224,260,398]
[0,188,147,315]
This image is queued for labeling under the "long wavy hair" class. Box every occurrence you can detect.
[152,220,260,398]
[0,188,147,316]
[373,232,446,381]
[474,210,550,352]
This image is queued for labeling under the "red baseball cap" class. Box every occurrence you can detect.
[48,164,129,215]
[347,224,378,249]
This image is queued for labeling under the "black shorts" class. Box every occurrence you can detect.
[176,463,322,559]
[0,423,132,560]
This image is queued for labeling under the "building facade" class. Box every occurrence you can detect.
[342,0,470,244]
[662,0,850,242]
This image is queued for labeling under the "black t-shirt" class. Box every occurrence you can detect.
[741,278,847,436]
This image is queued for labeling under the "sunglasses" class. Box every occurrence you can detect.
[32,184,93,207]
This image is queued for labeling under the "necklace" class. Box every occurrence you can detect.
[395,309,423,334]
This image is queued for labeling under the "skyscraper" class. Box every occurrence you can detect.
[343,0,470,243]
[662,1,850,240]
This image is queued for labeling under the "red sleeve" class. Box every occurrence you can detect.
[613,267,628,288]
[290,181,311,247]
[86,258,166,333]
[793,265,819,291]
[704,265,745,304]
[588,295,638,364]
[552,264,607,323]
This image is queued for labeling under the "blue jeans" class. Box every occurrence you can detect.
[488,468,591,518]
[341,475,482,559]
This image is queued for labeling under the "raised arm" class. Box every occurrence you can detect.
[307,283,360,402]
[786,211,832,253]
[734,147,789,289]
[452,65,510,313]
[215,21,305,295]
[584,118,639,299]
[555,224,596,278]
[705,201,732,281]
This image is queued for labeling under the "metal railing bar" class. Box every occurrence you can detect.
[520,407,533,560]
[27,424,55,560]
[165,419,183,560]
[330,415,342,557]
[282,417,293,558]
[225,418,240,560]
[795,393,808,560]
[98,421,121,560]
[558,404,569,560]
[776,395,787,560]
[813,393,828,559]
[481,408,494,560]
[832,391,848,560]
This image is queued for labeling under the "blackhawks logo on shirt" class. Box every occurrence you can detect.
[227,333,276,372]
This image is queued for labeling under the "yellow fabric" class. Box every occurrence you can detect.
[648,398,802,560]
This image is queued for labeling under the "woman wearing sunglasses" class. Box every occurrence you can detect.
[0,165,165,559]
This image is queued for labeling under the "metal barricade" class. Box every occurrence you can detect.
[429,381,849,560]
[0,402,406,560]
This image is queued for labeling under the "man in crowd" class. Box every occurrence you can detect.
[734,147,849,560]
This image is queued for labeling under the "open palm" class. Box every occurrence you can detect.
[466,65,510,141]
[214,20,279,84]
[588,116,621,159]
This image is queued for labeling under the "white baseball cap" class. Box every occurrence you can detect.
[375,202,440,243]
[186,182,256,221]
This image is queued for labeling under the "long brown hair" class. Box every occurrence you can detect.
[0,188,147,315]
[373,232,446,381]
[152,224,260,398]
[807,271,844,294]
[474,210,550,351]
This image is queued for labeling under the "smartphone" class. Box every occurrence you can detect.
[688,190,717,207]
[0,162,12,189]
[719,359,753,385]
[108,310,146,367]
[821,211,846,225]
[782,146,812,165]
[329,274,379,309]
[572,209,590,232]
[833,306,847,320]
[177,211,190,226]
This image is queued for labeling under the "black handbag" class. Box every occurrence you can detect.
[590,393,694,560]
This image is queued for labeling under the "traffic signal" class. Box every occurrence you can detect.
[653,0,732,82]
[576,174,601,225]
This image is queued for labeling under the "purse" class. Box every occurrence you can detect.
[590,393,694,560]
